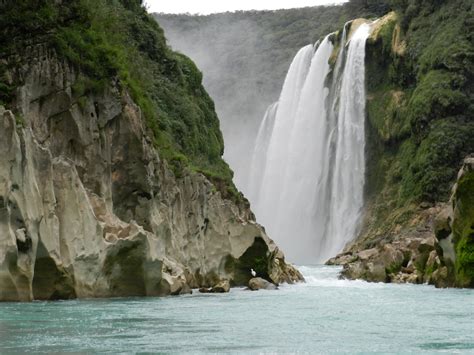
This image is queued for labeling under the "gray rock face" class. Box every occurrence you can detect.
[248,277,277,291]
[211,280,231,293]
[198,280,230,293]
[0,45,302,301]
[329,197,467,288]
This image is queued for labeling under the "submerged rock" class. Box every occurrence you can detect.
[248,277,278,291]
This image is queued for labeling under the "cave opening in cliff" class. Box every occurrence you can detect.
[32,242,76,301]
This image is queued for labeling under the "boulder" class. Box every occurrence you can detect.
[418,237,437,253]
[391,271,421,284]
[248,277,277,291]
[326,253,356,265]
[211,280,230,293]
[357,248,378,261]
[430,266,450,288]
[365,262,387,283]
[341,261,365,280]
[381,244,405,273]
[434,207,452,240]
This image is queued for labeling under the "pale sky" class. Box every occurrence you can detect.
[146,0,348,15]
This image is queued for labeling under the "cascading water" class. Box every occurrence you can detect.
[248,22,372,263]
[246,102,278,205]
[323,23,371,261]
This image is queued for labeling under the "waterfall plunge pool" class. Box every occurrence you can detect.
[1,265,473,353]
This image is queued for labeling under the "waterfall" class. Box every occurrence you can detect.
[248,22,372,263]
[246,102,278,205]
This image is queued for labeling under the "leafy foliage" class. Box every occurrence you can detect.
[452,170,474,287]
[0,0,239,201]
[366,0,474,204]
[359,0,473,260]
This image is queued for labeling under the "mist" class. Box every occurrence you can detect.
[155,7,348,193]
[155,16,276,191]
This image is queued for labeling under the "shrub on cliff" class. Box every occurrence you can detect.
[366,0,473,204]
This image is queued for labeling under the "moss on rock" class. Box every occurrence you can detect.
[452,159,474,287]
[362,0,474,241]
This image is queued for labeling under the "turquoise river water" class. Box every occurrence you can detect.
[0,266,473,354]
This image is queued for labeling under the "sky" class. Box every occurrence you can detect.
[145,0,348,15]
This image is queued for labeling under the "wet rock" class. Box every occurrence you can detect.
[248,277,277,291]
[211,280,230,293]
[268,248,305,284]
[326,253,356,265]
[179,284,192,295]
[381,244,405,273]
[391,271,421,284]
[357,248,378,261]
[430,266,450,288]
[365,262,387,282]
[341,261,365,280]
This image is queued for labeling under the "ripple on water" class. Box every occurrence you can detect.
[0,265,472,353]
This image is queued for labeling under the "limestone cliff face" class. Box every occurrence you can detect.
[0,45,302,301]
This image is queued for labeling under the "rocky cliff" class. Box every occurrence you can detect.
[0,1,302,301]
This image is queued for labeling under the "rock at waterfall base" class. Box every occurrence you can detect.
[212,280,230,293]
[248,278,278,291]
[198,280,231,293]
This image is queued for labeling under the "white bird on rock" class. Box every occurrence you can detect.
[250,268,256,277]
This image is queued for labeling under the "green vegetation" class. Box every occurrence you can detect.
[15,113,25,129]
[452,169,474,287]
[359,0,473,276]
[0,0,240,202]
[364,0,473,209]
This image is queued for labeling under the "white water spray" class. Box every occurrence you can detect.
[248,22,372,263]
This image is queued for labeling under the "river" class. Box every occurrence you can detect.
[1,266,472,353]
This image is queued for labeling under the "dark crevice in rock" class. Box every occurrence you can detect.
[32,241,76,301]
[203,217,209,234]
[16,230,31,253]
[226,237,271,286]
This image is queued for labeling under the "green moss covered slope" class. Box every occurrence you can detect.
[452,158,474,287]
[362,0,473,241]
[350,0,473,287]
[0,0,240,201]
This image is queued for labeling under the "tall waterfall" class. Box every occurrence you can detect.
[248,22,372,263]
